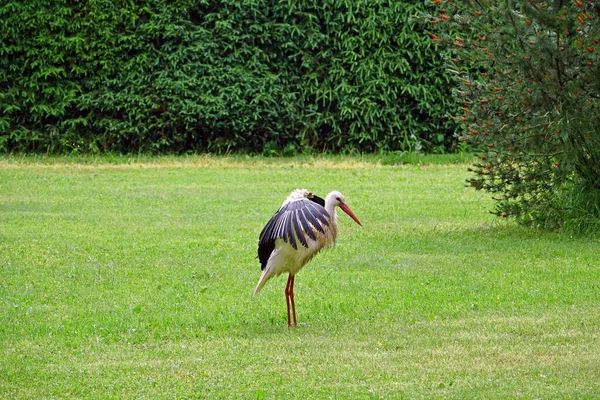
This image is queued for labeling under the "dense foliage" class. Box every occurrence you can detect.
[0,0,457,154]
[429,0,600,232]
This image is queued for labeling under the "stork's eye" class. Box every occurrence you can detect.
[336,197,342,202]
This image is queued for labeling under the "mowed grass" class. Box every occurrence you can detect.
[1,155,599,399]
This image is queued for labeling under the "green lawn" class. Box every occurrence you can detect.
[1,155,599,398]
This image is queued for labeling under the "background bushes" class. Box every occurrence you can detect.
[0,0,457,154]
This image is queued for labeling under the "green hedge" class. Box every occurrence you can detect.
[0,0,457,154]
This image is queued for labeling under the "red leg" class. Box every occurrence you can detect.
[285,275,293,327]
[285,274,297,327]
[290,275,297,326]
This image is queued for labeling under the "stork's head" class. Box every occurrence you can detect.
[326,191,363,227]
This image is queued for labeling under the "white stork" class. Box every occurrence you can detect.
[254,189,362,327]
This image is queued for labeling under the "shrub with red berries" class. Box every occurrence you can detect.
[427,0,600,232]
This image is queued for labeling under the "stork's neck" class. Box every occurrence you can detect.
[324,195,337,220]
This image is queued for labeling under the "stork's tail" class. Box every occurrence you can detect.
[253,268,273,296]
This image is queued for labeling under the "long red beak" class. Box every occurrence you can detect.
[339,203,363,227]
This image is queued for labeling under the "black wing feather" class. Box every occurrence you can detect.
[298,209,317,240]
[302,207,325,234]
[310,195,326,207]
[306,201,330,226]
[284,209,297,250]
[257,241,274,270]
[291,213,308,248]
[274,210,287,240]
[258,208,281,270]
[257,196,331,270]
